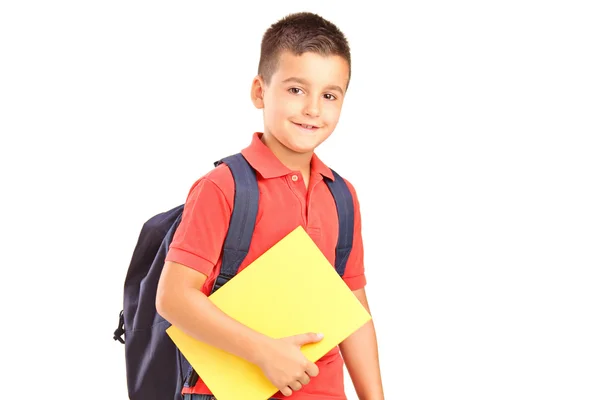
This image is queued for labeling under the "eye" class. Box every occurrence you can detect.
[288,87,304,95]
[324,93,337,101]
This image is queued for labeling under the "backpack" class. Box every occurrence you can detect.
[113,152,355,400]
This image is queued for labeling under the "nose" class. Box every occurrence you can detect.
[303,95,321,118]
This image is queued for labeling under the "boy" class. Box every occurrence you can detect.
[156,11,383,400]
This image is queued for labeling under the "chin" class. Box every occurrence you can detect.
[285,137,322,154]
[291,145,317,154]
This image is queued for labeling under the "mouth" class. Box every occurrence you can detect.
[292,122,321,132]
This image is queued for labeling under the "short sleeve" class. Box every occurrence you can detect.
[165,177,232,277]
[341,179,366,291]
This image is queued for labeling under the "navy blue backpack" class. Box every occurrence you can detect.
[113,153,355,400]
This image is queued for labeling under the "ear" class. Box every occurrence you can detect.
[250,75,266,109]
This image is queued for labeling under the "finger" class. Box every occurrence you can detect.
[292,332,324,346]
[289,380,302,391]
[298,372,310,385]
[306,362,319,377]
[280,386,293,397]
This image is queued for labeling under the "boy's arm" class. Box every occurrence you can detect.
[339,180,384,398]
[339,288,384,400]
[156,261,323,396]
[155,177,321,396]
[156,260,269,365]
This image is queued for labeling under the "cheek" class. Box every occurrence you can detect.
[270,107,287,126]
[265,97,290,122]
[263,105,280,125]
[324,103,343,126]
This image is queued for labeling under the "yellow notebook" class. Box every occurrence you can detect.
[166,226,372,400]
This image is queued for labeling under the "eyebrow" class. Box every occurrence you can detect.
[281,77,345,95]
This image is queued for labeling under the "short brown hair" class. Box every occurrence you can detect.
[258,12,351,86]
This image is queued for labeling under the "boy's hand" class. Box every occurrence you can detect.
[257,332,323,397]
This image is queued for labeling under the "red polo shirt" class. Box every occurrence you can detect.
[166,132,366,399]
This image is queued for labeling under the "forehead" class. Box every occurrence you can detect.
[271,51,349,90]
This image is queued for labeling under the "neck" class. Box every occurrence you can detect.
[260,131,312,175]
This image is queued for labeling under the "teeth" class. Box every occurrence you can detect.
[302,124,314,129]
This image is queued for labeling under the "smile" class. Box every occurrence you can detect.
[292,122,320,131]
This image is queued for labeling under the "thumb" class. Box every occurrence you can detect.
[292,332,324,346]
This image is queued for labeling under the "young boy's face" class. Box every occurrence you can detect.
[252,51,350,155]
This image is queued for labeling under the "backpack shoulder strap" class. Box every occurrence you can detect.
[208,156,353,287]
[211,153,259,293]
[324,169,355,277]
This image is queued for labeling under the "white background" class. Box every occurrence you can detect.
[1,1,599,399]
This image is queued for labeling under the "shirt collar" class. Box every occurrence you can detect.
[241,132,335,181]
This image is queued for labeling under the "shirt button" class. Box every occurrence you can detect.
[291,175,299,182]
